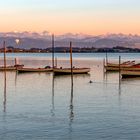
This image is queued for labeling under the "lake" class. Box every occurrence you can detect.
[0,53,140,140]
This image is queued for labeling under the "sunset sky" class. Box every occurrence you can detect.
[0,0,140,35]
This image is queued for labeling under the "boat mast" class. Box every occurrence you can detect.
[52,34,55,69]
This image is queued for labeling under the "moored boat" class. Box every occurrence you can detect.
[105,66,140,71]
[53,67,90,75]
[106,61,135,67]
[17,67,52,73]
[0,41,24,71]
[105,61,136,71]
[0,64,24,71]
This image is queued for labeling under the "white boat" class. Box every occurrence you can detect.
[53,68,90,75]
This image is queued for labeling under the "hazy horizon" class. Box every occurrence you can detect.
[0,31,140,37]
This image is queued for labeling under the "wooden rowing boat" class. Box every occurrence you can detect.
[53,68,90,75]
[17,67,53,73]
[106,63,140,71]
[0,64,24,71]
[0,41,24,71]
[106,61,135,67]
[0,66,16,71]
[51,40,90,75]
[105,61,136,71]
[105,66,140,71]
[121,70,140,78]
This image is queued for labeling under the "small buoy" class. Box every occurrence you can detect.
[89,80,93,83]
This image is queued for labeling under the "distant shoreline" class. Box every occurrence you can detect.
[0,46,140,53]
[0,52,140,53]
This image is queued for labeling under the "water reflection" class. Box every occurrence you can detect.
[119,79,121,96]
[3,71,7,113]
[51,73,55,117]
[69,79,74,122]
[70,74,74,121]
[104,71,122,96]
[103,71,108,87]
[104,71,118,82]
[54,73,90,79]
[69,75,74,138]
[118,80,122,106]
[122,77,140,82]
[15,71,18,88]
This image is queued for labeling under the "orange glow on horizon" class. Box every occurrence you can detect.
[0,13,140,35]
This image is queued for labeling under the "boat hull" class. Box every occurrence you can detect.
[17,68,53,73]
[105,61,135,71]
[105,66,140,71]
[121,70,140,78]
[53,68,90,75]
[0,65,24,71]
[0,67,16,71]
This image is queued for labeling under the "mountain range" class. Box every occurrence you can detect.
[0,31,140,49]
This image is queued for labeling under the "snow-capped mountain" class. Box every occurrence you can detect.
[0,31,140,49]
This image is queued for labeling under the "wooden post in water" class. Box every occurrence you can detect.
[3,41,6,70]
[70,41,73,86]
[3,41,7,112]
[70,42,73,76]
[52,34,55,69]
[15,58,17,65]
[15,58,17,69]
[70,41,74,122]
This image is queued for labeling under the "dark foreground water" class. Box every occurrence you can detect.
[0,53,140,140]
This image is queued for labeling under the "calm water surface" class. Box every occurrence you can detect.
[0,53,140,140]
